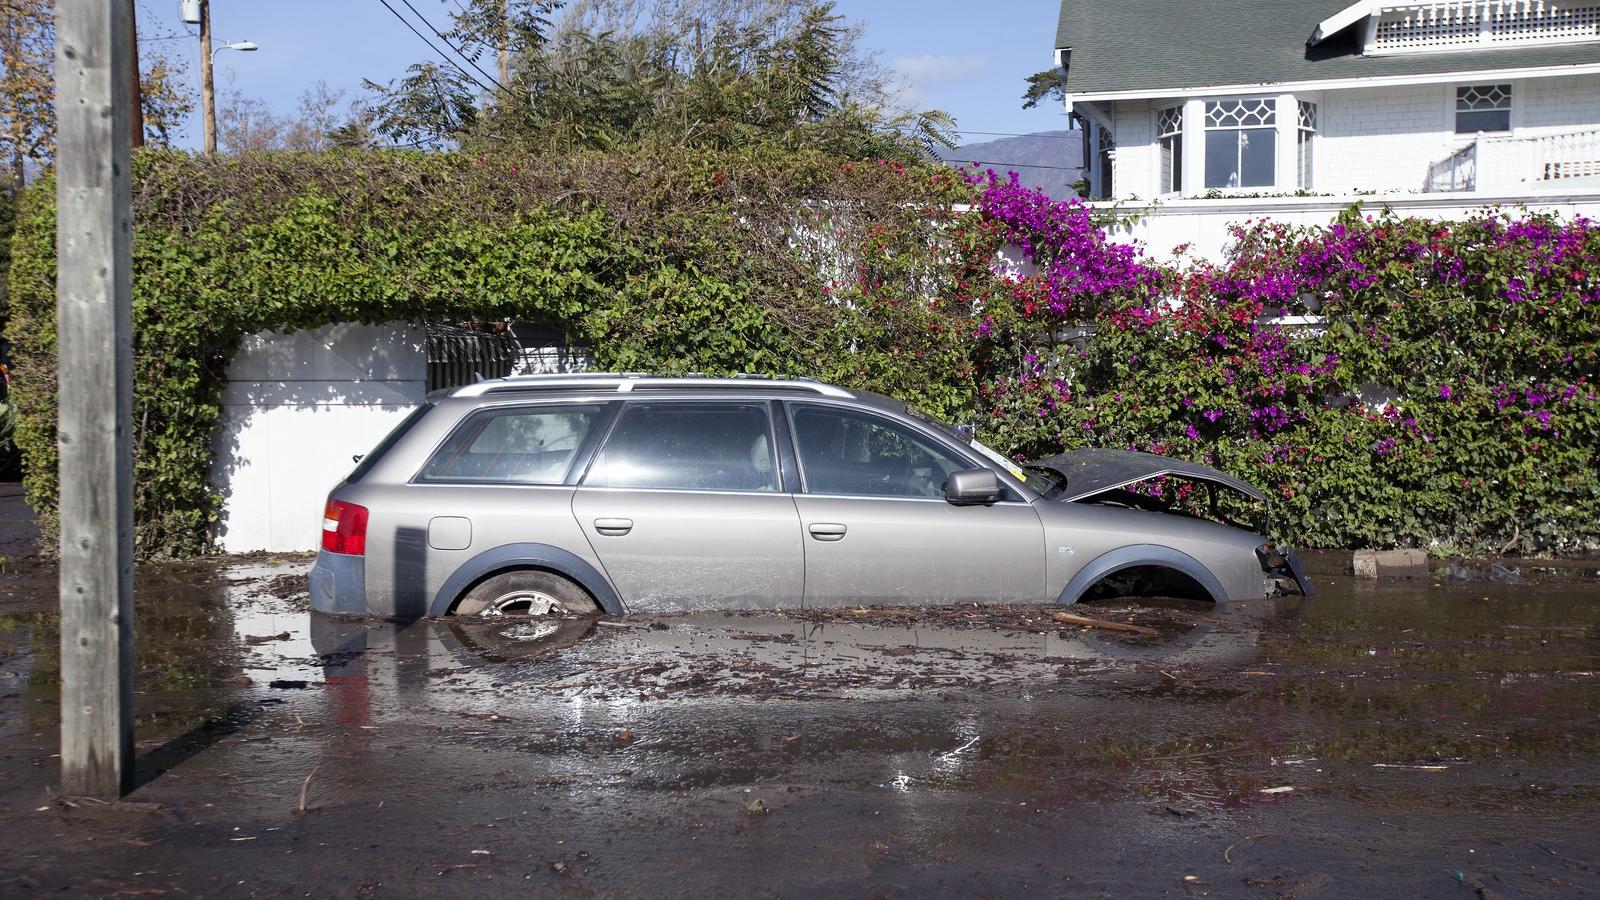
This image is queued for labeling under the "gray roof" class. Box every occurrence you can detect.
[1055,0,1600,95]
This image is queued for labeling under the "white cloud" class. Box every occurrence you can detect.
[891,54,987,85]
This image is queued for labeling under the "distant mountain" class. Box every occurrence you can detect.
[935,130,1084,200]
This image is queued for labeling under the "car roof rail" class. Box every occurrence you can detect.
[449,373,856,399]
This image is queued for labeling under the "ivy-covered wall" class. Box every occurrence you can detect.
[4,152,1597,557]
[3,149,980,556]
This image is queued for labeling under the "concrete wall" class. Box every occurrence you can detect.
[213,323,425,553]
[1094,191,1600,262]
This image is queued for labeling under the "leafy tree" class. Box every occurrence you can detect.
[363,62,482,148]
[287,81,357,151]
[442,0,558,86]
[1,0,194,174]
[218,82,373,153]
[135,13,195,146]
[0,0,54,186]
[364,0,955,160]
[1021,67,1068,111]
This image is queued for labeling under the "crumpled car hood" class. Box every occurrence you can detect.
[1030,448,1267,504]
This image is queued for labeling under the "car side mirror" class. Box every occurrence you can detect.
[944,468,1002,506]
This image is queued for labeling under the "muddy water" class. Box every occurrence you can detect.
[1,560,1597,897]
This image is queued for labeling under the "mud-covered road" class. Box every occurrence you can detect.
[1,555,1598,897]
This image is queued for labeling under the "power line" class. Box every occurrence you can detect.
[372,0,494,94]
[395,0,509,93]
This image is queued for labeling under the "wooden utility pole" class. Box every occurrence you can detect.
[128,0,143,148]
[55,0,137,799]
[199,0,215,154]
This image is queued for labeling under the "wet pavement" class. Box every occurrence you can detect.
[1,556,1598,897]
[0,483,39,562]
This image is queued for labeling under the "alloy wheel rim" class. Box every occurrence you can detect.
[480,589,568,617]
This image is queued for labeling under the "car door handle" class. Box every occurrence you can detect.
[808,522,847,542]
[593,517,633,536]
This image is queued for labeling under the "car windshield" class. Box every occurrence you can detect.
[904,405,1063,497]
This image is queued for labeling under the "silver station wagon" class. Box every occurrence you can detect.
[310,375,1312,618]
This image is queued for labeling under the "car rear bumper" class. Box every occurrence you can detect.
[309,550,367,615]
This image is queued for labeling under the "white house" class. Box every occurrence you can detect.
[1052,0,1600,247]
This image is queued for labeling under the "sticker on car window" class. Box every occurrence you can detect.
[969,438,1026,481]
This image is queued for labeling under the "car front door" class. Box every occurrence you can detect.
[571,400,804,612]
[786,402,1046,607]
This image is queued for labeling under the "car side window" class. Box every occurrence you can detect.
[790,404,967,498]
[584,402,779,492]
[418,404,604,485]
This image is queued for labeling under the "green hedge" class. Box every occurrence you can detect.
[5,151,1597,557]
[3,149,979,556]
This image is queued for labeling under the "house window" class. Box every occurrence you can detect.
[1204,98,1276,189]
[1297,100,1317,190]
[1095,124,1115,199]
[1455,84,1511,133]
[1157,107,1183,194]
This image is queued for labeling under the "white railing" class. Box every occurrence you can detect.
[1525,128,1600,182]
[1424,142,1477,191]
[1426,128,1600,192]
[1372,1,1600,54]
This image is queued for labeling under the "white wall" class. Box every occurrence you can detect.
[1518,73,1600,134]
[1104,75,1600,198]
[1110,99,1156,199]
[1095,191,1600,262]
[1317,83,1456,193]
[213,323,425,553]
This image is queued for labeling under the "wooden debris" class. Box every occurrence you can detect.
[1051,611,1160,637]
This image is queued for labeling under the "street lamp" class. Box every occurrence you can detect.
[195,0,259,155]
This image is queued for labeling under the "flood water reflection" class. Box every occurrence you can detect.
[1,559,1597,895]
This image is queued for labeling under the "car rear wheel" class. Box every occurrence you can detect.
[454,570,601,617]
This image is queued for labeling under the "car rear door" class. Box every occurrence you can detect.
[786,401,1046,607]
[571,399,804,612]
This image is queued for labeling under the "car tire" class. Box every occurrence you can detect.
[453,570,601,617]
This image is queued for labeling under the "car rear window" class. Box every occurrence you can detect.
[583,402,778,492]
[419,404,605,485]
[346,402,433,484]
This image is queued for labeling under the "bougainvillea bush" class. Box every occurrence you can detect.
[4,156,1596,556]
[966,171,1599,553]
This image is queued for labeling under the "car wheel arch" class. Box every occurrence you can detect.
[428,543,627,617]
[1057,544,1228,605]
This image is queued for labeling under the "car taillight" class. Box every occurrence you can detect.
[321,499,369,556]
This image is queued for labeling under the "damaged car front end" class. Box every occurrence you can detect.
[1024,448,1315,604]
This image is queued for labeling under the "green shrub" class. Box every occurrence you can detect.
[969,176,1599,554]
[5,149,979,556]
[6,154,1596,557]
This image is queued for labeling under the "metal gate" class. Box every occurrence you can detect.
[426,323,517,393]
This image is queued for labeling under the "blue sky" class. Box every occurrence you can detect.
[144,0,1069,149]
